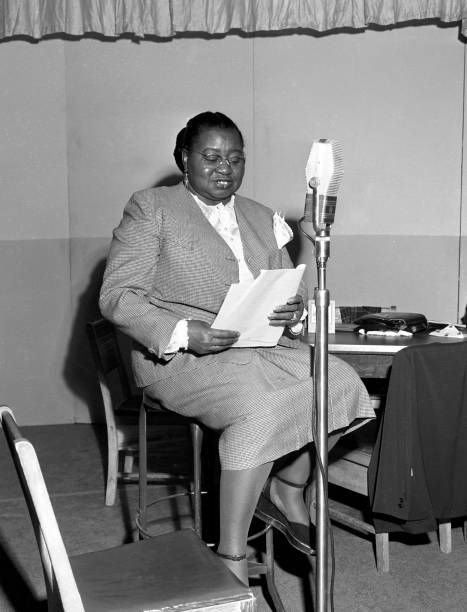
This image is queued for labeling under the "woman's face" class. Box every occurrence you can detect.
[184,127,245,205]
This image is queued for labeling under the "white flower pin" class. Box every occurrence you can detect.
[273,211,293,249]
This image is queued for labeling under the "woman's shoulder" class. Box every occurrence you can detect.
[127,183,193,219]
[131,182,185,206]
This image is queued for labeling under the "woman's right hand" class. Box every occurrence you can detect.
[187,320,240,355]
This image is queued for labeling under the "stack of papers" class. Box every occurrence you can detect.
[358,329,412,337]
[429,324,464,338]
[212,264,306,348]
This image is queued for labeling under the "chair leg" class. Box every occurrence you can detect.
[105,430,119,506]
[375,532,389,573]
[264,527,286,612]
[190,423,203,537]
[122,451,135,475]
[439,522,452,554]
[248,519,288,612]
[138,402,148,539]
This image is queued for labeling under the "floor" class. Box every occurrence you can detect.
[1,423,467,611]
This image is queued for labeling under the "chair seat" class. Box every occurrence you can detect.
[115,397,191,447]
[328,423,375,496]
[71,529,255,612]
[328,447,371,496]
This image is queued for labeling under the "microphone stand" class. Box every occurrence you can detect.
[300,185,332,612]
[313,219,330,612]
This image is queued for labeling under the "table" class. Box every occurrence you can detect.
[306,328,467,378]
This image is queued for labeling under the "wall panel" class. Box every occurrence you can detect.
[0,239,73,424]
[251,27,464,320]
[0,41,73,424]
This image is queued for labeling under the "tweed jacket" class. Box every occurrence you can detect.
[99,182,306,388]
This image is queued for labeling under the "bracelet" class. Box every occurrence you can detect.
[287,321,304,336]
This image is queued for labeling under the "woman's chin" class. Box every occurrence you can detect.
[209,187,236,202]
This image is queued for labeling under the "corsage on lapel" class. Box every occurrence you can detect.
[273,211,293,249]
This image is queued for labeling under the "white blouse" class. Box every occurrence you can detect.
[165,192,297,353]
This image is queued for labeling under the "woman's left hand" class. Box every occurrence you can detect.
[268,294,304,328]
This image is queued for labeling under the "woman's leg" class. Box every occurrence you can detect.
[270,432,344,526]
[217,462,273,584]
[269,445,313,526]
[216,433,345,583]
[306,431,344,523]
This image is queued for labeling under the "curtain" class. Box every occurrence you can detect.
[0,0,174,38]
[1,0,466,40]
[173,1,467,35]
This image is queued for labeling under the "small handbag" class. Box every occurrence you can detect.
[353,312,428,334]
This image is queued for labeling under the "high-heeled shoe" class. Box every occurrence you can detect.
[255,475,316,555]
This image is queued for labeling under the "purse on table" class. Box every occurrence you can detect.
[353,312,428,334]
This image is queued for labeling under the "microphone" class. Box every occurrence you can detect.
[304,139,343,233]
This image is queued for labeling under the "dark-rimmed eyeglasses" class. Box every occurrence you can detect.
[189,150,246,169]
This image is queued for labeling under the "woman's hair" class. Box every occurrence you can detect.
[182,111,244,152]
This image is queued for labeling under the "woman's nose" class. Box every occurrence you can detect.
[216,160,233,173]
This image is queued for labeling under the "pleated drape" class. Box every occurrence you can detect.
[0,0,174,38]
[1,0,466,39]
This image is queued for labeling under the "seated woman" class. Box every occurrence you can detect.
[99,111,374,584]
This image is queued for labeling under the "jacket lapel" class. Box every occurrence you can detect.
[171,183,240,284]
[235,197,268,278]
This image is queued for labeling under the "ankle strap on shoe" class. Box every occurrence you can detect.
[274,474,309,489]
[216,551,247,561]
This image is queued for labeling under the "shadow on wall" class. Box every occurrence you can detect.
[287,219,303,266]
[62,173,182,425]
[62,258,107,423]
[152,171,182,188]
[287,219,308,286]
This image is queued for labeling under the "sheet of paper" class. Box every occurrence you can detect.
[429,324,464,338]
[212,264,306,348]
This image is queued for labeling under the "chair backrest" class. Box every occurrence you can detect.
[87,318,132,415]
[0,406,85,611]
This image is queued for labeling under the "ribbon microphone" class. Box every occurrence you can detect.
[303,139,344,234]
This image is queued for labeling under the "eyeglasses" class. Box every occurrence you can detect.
[189,150,246,169]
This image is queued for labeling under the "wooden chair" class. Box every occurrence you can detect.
[327,424,390,572]
[0,406,256,612]
[327,340,462,573]
[321,304,391,571]
[327,429,454,573]
[86,319,202,526]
